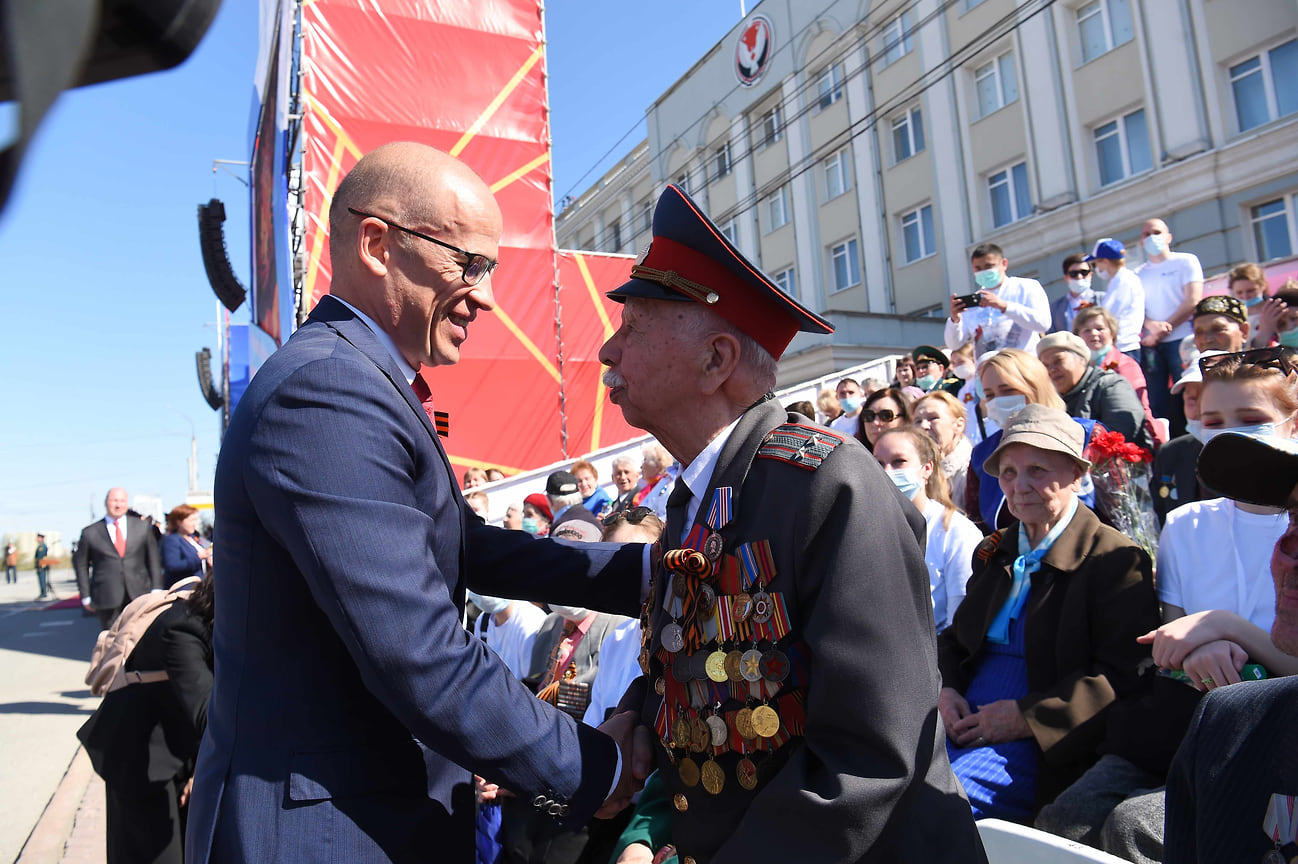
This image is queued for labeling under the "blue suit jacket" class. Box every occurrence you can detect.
[186,297,643,863]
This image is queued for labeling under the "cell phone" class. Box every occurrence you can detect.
[954,292,983,308]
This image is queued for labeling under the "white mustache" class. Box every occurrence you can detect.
[601,369,625,389]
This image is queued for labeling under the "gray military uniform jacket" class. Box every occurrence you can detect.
[627,399,986,864]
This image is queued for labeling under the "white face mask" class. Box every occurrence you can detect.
[1143,234,1168,258]
[951,363,975,381]
[1185,419,1206,444]
[549,604,590,622]
[985,394,1028,428]
[1067,277,1092,295]
[1197,418,1294,446]
[467,591,511,615]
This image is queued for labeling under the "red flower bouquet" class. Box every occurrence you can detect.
[1086,428,1159,560]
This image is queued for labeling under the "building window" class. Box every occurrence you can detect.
[1093,108,1152,186]
[1252,198,1295,261]
[676,170,691,194]
[712,141,732,182]
[759,105,782,148]
[638,197,652,234]
[764,186,790,232]
[720,217,738,245]
[1230,39,1298,133]
[773,266,796,297]
[988,162,1031,228]
[891,106,925,162]
[963,0,986,9]
[974,52,1018,118]
[830,239,861,291]
[580,232,595,250]
[607,219,621,252]
[817,63,844,110]
[823,149,852,200]
[900,204,936,263]
[1076,0,1133,64]
[882,12,914,65]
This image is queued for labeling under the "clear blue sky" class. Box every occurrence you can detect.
[0,0,754,543]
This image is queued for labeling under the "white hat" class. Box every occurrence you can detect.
[1170,349,1228,394]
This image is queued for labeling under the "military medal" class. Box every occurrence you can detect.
[690,715,710,753]
[705,650,728,683]
[724,649,743,682]
[697,582,717,616]
[706,712,728,747]
[702,531,724,562]
[662,622,685,653]
[750,590,773,624]
[1261,851,1285,864]
[736,755,758,791]
[751,704,780,738]
[654,676,665,695]
[731,592,752,622]
[1263,795,1298,863]
[672,712,692,749]
[735,707,756,739]
[678,756,700,787]
[673,793,689,812]
[701,758,725,795]
[741,648,764,682]
[760,649,789,683]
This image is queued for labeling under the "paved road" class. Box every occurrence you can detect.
[0,568,101,862]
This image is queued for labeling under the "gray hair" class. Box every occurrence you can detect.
[548,491,583,512]
[611,455,637,471]
[674,304,778,391]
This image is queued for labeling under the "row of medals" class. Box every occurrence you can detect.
[654,536,788,800]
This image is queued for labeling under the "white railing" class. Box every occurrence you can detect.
[473,354,902,524]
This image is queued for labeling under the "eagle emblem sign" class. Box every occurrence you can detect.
[735,14,773,87]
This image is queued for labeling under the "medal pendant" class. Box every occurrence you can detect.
[750,591,773,624]
[735,707,756,739]
[706,713,728,747]
[701,759,725,795]
[731,592,753,622]
[671,658,691,683]
[751,704,780,738]
[724,649,744,682]
[703,532,724,562]
[740,648,764,682]
[672,572,690,598]
[760,649,789,683]
[678,757,700,787]
[705,650,729,683]
[672,716,692,750]
[736,757,758,791]
[690,716,711,753]
[673,793,689,812]
[697,583,717,616]
[662,622,685,653]
[654,676,666,695]
[1262,850,1286,864]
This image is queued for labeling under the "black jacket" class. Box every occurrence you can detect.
[1061,366,1154,452]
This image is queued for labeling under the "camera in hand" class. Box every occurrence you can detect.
[954,292,983,308]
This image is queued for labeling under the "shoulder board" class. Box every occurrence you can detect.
[975,530,1003,564]
[757,423,845,471]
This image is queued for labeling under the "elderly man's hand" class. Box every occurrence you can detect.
[951,699,1031,747]
[1181,639,1247,691]
[938,687,971,740]
[595,710,654,818]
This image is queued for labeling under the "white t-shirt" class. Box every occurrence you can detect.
[943,275,1052,358]
[582,617,642,727]
[1100,267,1145,353]
[829,412,860,436]
[1156,497,1285,631]
[922,499,984,632]
[1135,251,1204,343]
[474,601,548,680]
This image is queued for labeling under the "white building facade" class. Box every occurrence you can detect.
[555,0,1298,381]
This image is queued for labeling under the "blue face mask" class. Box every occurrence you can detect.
[839,396,863,414]
[974,268,1002,290]
[1279,329,1298,348]
[521,517,541,535]
[1090,347,1109,365]
[1242,295,1265,308]
[886,467,923,500]
[915,374,939,391]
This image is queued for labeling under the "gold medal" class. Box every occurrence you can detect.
[736,756,758,790]
[673,793,689,812]
[751,704,780,738]
[672,715,691,750]
[724,649,743,682]
[705,650,728,683]
[654,676,665,695]
[735,707,756,739]
[701,758,725,795]
[677,756,700,787]
[638,646,651,675]
[690,716,710,753]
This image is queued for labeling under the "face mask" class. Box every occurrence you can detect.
[1198,418,1293,445]
[952,363,974,380]
[839,396,862,414]
[985,394,1027,428]
[549,604,590,622]
[974,268,1002,290]
[1280,329,1298,348]
[1243,295,1265,308]
[886,467,923,500]
[1185,419,1206,444]
[1090,347,1109,365]
[1143,234,1168,258]
[915,375,938,391]
[521,517,541,535]
[1067,277,1091,295]
[467,591,510,615]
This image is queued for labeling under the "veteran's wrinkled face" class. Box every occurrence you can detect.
[997,444,1083,530]
[599,298,706,436]
[1193,313,1247,354]
[611,463,640,493]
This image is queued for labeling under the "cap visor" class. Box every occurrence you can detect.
[985,430,1092,477]
[1197,432,1298,508]
[606,277,694,303]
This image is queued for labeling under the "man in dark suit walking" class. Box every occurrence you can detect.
[599,185,985,863]
[74,487,161,627]
[186,143,650,864]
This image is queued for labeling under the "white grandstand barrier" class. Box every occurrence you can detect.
[471,354,902,525]
[976,819,1131,863]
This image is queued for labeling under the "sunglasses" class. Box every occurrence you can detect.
[347,208,499,285]
[1199,346,1298,376]
[1067,268,1091,277]
[861,408,900,423]
[602,506,657,527]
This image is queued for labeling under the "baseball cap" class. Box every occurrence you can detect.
[545,471,579,497]
[1084,238,1126,262]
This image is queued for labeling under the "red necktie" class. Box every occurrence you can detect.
[113,519,127,557]
[411,373,450,438]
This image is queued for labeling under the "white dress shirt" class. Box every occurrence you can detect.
[943,275,1052,357]
[332,297,418,385]
[105,515,127,543]
[676,416,743,544]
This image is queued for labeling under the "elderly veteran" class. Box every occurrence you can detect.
[1037,331,1155,452]
[600,184,984,864]
[937,404,1159,822]
[1191,294,1250,354]
[913,345,964,396]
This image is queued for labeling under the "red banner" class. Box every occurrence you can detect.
[300,1,637,476]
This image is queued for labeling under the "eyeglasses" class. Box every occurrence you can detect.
[347,208,499,285]
[1199,346,1298,376]
[1067,268,1091,278]
[861,408,900,423]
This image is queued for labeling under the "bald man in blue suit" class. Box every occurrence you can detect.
[186,143,649,863]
